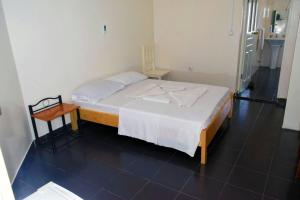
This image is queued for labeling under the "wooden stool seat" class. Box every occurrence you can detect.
[32,103,79,121]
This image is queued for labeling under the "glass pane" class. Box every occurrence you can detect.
[251,0,256,32]
[247,0,253,33]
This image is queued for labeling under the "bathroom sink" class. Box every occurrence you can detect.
[265,38,285,69]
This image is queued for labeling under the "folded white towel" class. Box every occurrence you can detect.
[142,95,171,104]
[170,87,207,107]
[160,82,186,92]
[128,83,157,98]
[145,86,166,96]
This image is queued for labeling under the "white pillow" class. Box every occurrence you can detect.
[72,79,124,104]
[106,71,148,86]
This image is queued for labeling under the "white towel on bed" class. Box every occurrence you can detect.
[128,83,157,98]
[170,87,208,107]
[142,95,171,104]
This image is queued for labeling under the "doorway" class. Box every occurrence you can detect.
[236,0,291,103]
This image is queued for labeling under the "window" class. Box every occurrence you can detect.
[247,0,258,33]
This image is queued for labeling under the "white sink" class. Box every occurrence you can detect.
[265,38,285,69]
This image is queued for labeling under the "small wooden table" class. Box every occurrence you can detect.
[30,102,80,152]
[144,69,170,80]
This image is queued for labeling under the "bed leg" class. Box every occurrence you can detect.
[200,131,207,165]
[70,110,78,131]
[228,96,234,119]
[201,146,207,165]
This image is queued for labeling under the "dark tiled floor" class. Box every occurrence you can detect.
[13,100,300,200]
[240,67,281,102]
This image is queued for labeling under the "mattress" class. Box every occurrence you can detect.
[73,79,231,129]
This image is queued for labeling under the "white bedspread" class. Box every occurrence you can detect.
[118,80,230,156]
[118,105,202,156]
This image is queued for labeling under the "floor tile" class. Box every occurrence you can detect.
[153,162,193,190]
[124,154,165,179]
[104,170,147,199]
[168,149,201,171]
[220,184,261,200]
[265,176,300,200]
[92,188,123,200]
[76,160,120,187]
[133,182,177,200]
[209,146,240,165]
[239,68,280,101]
[142,144,175,161]
[53,176,99,200]
[236,147,272,173]
[88,142,139,170]
[17,161,67,189]
[176,193,200,200]
[197,160,233,182]
[12,179,36,200]
[262,195,280,200]
[182,174,224,200]
[270,161,297,181]
[228,166,267,194]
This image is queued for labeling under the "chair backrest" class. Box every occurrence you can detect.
[142,45,156,73]
[29,95,62,115]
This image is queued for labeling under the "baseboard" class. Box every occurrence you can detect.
[276,98,287,108]
[282,123,300,132]
[11,140,33,184]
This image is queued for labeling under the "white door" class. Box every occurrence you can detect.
[241,34,257,91]
[238,0,259,92]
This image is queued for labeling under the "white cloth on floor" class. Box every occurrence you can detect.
[24,182,83,200]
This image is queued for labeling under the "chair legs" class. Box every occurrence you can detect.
[296,160,300,179]
[47,121,56,153]
[297,147,300,179]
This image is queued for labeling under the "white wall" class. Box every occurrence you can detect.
[0,0,32,182]
[283,19,300,131]
[153,0,243,89]
[277,0,300,99]
[2,0,154,136]
[0,148,15,200]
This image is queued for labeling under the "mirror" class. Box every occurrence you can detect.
[271,10,289,35]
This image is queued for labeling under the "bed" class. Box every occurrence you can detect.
[70,72,233,165]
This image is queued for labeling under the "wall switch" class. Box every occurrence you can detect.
[103,25,107,34]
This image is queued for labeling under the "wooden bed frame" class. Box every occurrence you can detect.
[70,93,233,165]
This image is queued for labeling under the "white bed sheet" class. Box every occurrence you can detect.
[73,79,230,130]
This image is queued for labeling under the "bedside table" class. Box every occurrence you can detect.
[144,69,170,80]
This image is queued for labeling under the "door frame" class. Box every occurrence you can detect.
[236,0,300,99]
[236,0,253,94]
